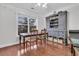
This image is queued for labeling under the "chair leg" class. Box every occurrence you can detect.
[19,42,21,55]
[45,39,47,45]
[36,40,38,45]
[41,39,42,45]
[33,41,35,49]
[30,42,31,51]
[52,37,54,46]
[26,42,27,52]
[36,40,38,46]
[57,38,58,48]
[43,39,46,46]
[23,37,25,54]
[62,39,64,44]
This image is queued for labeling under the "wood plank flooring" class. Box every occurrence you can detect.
[0,41,71,56]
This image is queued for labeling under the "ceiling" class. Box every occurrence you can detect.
[5,3,79,16]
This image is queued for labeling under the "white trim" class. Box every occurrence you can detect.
[0,41,19,48]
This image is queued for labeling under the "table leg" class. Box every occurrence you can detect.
[52,37,54,46]
[23,36,25,54]
[46,34,49,47]
[19,35,21,55]
[30,39,31,51]
[44,34,48,47]
[41,39,42,45]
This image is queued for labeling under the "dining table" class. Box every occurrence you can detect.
[19,32,48,53]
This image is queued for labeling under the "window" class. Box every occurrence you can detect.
[18,16,28,34]
[17,15,37,35]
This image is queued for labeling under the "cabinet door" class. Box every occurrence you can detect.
[47,29,53,36]
[58,11,67,39]
[58,31,66,38]
[46,18,50,29]
[58,11,67,30]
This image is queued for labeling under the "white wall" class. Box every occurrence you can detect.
[0,4,39,48]
[0,5,17,48]
[44,5,79,30]
[38,16,46,32]
[56,5,79,30]
[0,4,46,48]
[68,5,79,30]
[1,4,79,48]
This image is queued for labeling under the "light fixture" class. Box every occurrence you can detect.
[42,3,47,8]
[37,3,41,6]
[35,3,47,8]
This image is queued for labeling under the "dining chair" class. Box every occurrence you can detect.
[25,30,38,52]
[36,29,48,46]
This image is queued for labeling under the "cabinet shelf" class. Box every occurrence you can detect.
[49,16,58,28]
[46,14,58,19]
[50,19,58,21]
[46,11,67,41]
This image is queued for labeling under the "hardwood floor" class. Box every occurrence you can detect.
[0,41,71,56]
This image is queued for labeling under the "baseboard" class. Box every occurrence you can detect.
[0,42,19,48]
[47,39,64,45]
[0,38,63,48]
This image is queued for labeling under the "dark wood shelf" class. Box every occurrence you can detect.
[46,14,58,18]
[50,18,58,21]
[50,16,58,28]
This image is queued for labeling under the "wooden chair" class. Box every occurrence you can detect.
[36,29,48,46]
[25,30,38,52]
[68,37,75,56]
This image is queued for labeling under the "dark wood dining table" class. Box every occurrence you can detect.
[19,32,48,52]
